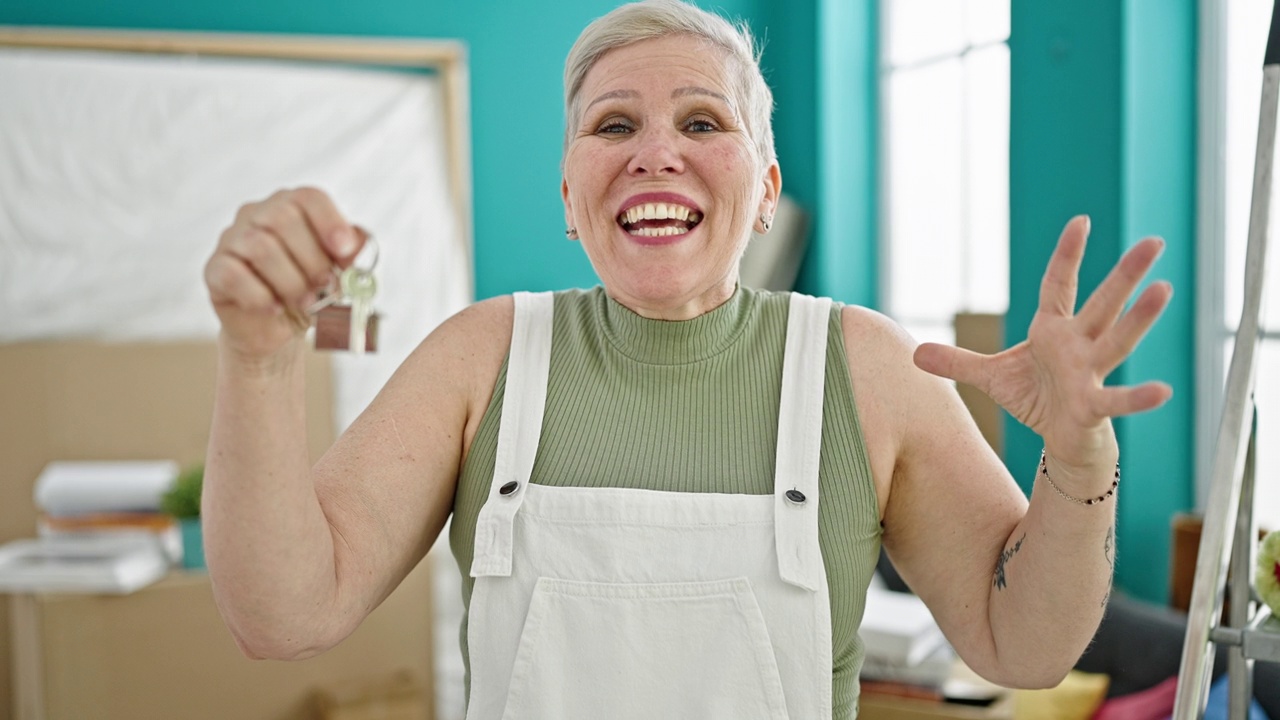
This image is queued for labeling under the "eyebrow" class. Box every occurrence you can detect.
[672,86,732,106]
[585,86,733,110]
[585,89,639,109]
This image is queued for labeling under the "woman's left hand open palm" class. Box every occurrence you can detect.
[913,215,1173,473]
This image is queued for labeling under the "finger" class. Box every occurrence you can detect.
[1093,381,1174,418]
[1038,215,1090,317]
[245,192,339,289]
[204,252,281,315]
[222,226,313,311]
[287,186,363,263]
[1094,281,1173,374]
[913,342,994,394]
[1076,236,1165,338]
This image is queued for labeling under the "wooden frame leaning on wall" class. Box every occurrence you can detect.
[0,24,475,298]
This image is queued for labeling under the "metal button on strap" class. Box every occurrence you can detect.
[785,489,806,505]
[499,481,520,496]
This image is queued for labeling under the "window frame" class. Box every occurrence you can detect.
[877,1,1011,344]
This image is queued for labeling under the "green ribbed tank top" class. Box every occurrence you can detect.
[449,286,883,719]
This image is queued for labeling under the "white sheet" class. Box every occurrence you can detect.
[0,47,472,431]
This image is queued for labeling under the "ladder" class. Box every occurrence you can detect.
[1172,2,1280,717]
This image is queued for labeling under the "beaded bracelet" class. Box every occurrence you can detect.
[1038,450,1120,506]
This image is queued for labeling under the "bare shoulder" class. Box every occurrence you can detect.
[417,294,513,362]
[836,305,924,518]
[838,305,918,367]
[392,294,515,446]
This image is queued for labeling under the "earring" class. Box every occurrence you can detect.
[565,227,578,239]
[760,214,772,233]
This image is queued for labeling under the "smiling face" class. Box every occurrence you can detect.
[561,34,781,320]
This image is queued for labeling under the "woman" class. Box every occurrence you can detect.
[201,1,1173,718]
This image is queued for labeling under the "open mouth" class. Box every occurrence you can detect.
[617,202,704,238]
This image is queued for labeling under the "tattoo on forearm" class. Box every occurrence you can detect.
[993,533,1026,590]
[1102,526,1115,608]
[1104,526,1114,567]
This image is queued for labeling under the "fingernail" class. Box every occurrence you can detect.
[333,227,357,256]
[301,291,318,309]
[1081,215,1091,234]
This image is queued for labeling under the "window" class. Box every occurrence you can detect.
[880,0,1010,347]
[1202,0,1280,528]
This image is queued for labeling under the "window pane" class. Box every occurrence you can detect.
[900,320,955,348]
[1224,0,1273,329]
[1218,337,1280,530]
[886,59,965,322]
[964,44,1010,314]
[886,0,966,67]
[966,0,1011,45]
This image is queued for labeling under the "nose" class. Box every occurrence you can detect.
[626,126,684,176]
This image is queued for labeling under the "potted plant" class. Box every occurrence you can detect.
[161,463,204,570]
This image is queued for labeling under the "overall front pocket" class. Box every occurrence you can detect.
[500,576,792,720]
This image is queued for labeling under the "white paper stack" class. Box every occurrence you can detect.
[861,585,948,667]
[0,535,169,594]
[861,642,956,689]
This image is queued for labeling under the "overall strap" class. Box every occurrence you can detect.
[470,291,555,578]
[774,293,833,592]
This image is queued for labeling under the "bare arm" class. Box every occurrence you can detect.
[850,216,1172,687]
[201,187,511,660]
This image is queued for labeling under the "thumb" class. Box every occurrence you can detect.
[913,342,992,393]
[334,225,374,267]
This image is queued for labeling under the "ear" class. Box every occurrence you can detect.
[754,162,782,234]
[561,177,578,241]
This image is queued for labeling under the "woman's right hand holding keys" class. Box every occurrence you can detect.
[204,187,364,362]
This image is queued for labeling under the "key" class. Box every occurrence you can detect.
[341,265,377,355]
[310,229,380,353]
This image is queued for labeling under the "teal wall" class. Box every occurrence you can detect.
[1009,0,1197,602]
[0,0,875,304]
[766,0,879,307]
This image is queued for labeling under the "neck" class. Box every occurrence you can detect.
[607,277,740,321]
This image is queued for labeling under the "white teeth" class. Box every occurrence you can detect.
[631,225,689,237]
[618,202,700,226]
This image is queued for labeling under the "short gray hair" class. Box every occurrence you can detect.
[563,0,776,169]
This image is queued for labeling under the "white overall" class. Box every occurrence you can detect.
[466,291,835,720]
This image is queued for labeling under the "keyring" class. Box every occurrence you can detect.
[307,227,378,315]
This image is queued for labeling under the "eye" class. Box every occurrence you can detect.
[684,115,721,133]
[596,117,635,135]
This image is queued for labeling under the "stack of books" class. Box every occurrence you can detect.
[859,585,1007,709]
[0,461,178,594]
[859,584,953,701]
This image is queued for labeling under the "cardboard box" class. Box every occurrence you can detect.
[953,313,1004,455]
[1,341,432,720]
[11,565,434,720]
[314,669,429,720]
